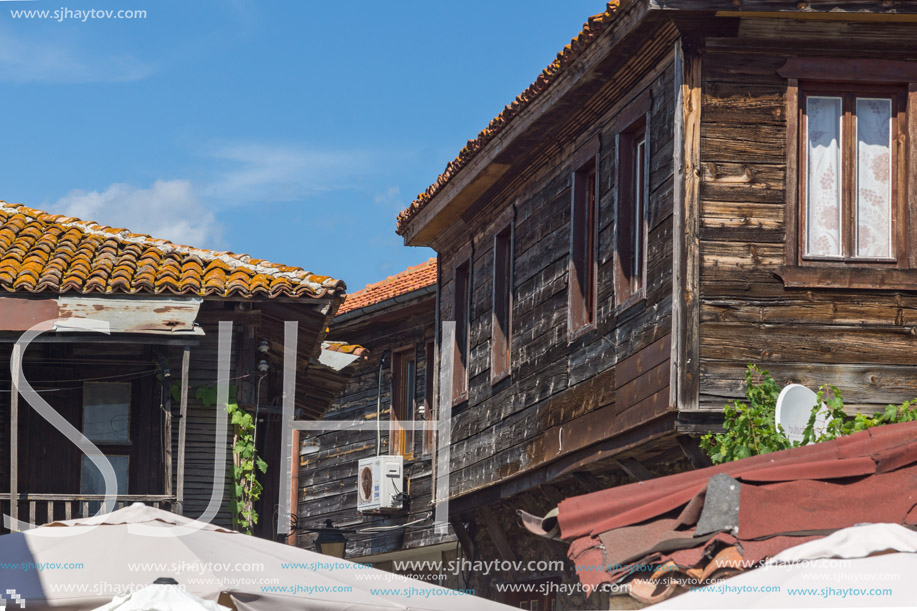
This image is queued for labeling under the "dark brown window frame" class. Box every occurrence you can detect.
[452,244,472,407]
[614,92,652,309]
[491,207,514,384]
[391,344,417,460]
[778,57,917,290]
[568,134,601,339]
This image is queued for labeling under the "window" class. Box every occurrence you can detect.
[800,87,902,263]
[422,340,435,455]
[452,248,471,405]
[391,347,416,458]
[491,212,513,383]
[81,455,129,495]
[615,110,649,306]
[81,382,132,498]
[777,58,916,288]
[82,382,131,443]
[569,135,600,335]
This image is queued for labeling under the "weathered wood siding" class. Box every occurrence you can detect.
[697,18,917,412]
[165,319,234,528]
[297,299,454,558]
[435,31,679,500]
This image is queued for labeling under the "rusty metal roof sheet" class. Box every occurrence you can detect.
[523,421,917,603]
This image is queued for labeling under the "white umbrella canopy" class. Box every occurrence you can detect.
[91,584,230,611]
[0,503,514,611]
[650,524,917,609]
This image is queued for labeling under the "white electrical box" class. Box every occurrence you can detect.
[357,455,404,513]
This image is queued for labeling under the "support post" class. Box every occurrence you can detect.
[176,345,190,514]
[163,368,173,498]
[9,343,20,526]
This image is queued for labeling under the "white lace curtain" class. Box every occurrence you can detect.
[805,95,892,260]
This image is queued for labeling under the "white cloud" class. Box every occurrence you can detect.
[373,185,404,213]
[0,29,153,83]
[54,180,224,248]
[202,142,382,204]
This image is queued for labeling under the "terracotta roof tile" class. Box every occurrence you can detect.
[0,202,346,299]
[337,257,437,315]
[396,1,620,235]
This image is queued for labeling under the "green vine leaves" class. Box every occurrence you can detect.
[700,365,917,465]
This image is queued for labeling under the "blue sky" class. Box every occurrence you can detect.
[0,0,604,291]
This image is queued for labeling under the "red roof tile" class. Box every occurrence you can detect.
[337,258,436,315]
[0,202,345,299]
[395,2,620,235]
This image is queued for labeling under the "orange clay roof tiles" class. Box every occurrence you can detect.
[395,1,620,235]
[337,257,436,315]
[0,202,346,299]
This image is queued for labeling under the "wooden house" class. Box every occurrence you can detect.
[296,259,462,582]
[0,202,350,538]
[395,0,917,604]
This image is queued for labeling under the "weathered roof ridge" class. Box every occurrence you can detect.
[0,201,346,299]
[395,1,621,235]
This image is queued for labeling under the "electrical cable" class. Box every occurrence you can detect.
[375,350,391,456]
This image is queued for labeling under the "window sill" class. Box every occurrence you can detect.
[776,266,917,290]
[614,290,646,317]
[490,369,511,386]
[567,321,596,344]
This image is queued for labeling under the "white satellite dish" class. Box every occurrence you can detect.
[775,383,830,445]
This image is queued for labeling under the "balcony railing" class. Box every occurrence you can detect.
[0,493,176,531]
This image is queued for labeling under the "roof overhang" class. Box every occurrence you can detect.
[399,0,653,247]
[0,295,204,335]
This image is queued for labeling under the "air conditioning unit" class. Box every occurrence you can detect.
[357,455,403,513]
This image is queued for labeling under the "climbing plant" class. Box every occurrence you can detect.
[195,384,267,534]
[699,365,792,464]
[700,365,917,465]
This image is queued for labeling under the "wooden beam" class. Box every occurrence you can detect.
[650,0,917,14]
[175,346,190,514]
[9,342,20,527]
[449,516,476,560]
[671,37,702,412]
[677,435,713,469]
[163,371,173,498]
[0,336,199,345]
[572,471,604,493]
[541,484,564,507]
[478,506,520,582]
[616,457,654,481]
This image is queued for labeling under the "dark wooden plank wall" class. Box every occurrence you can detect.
[0,341,162,525]
[436,38,678,500]
[168,314,235,528]
[697,18,917,412]
[296,299,454,559]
